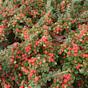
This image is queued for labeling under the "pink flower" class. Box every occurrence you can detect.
[39,61,42,65]
[19,86,24,88]
[73,53,78,56]
[49,57,55,62]
[41,36,48,43]
[11,77,15,80]
[28,70,36,79]
[78,29,87,38]
[76,63,81,70]
[0,25,4,35]
[63,79,68,84]
[71,19,76,24]
[46,19,52,24]
[63,74,71,80]
[21,67,29,74]
[35,40,40,46]
[72,43,79,56]
[72,43,79,53]
[30,0,34,3]
[55,27,62,33]
[28,86,32,88]
[67,51,71,56]
[19,73,22,77]
[10,58,14,63]
[0,65,2,70]
[23,30,29,40]
[17,50,22,54]
[25,45,31,53]
[34,76,39,83]
[43,25,49,30]
[13,42,18,48]
[28,58,37,65]
[48,53,54,57]
[22,54,27,60]
[82,54,88,58]
[16,28,20,32]
[61,83,65,88]
[4,83,11,88]
[0,25,4,29]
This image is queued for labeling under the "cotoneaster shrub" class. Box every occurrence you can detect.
[0,0,88,88]
[0,26,88,88]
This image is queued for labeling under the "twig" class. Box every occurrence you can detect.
[76,19,88,24]
[46,69,70,80]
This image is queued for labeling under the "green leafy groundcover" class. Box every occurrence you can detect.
[0,0,88,88]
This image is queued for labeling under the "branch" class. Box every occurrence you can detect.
[46,69,70,80]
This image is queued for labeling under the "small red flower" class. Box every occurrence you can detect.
[43,25,49,30]
[21,67,29,74]
[30,0,34,3]
[13,42,18,48]
[4,83,11,88]
[28,70,36,79]
[0,65,2,70]
[63,74,71,80]
[71,19,76,24]
[72,43,79,56]
[46,19,53,24]
[22,54,27,60]
[72,43,79,53]
[35,40,40,46]
[78,29,87,38]
[63,79,68,84]
[39,61,42,65]
[19,85,24,88]
[28,86,32,88]
[49,57,55,62]
[28,58,37,65]
[41,36,48,43]
[0,25,4,35]
[19,73,22,77]
[67,51,71,56]
[15,64,18,69]
[82,54,88,58]
[23,30,29,40]
[16,28,20,32]
[48,53,54,57]
[11,77,15,80]
[17,50,22,54]
[62,74,71,84]
[76,63,81,70]
[34,76,39,83]
[54,27,62,33]
[10,58,14,63]
[25,45,31,53]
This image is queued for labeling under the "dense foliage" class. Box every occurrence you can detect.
[0,0,88,88]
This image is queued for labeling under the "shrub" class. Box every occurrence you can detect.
[0,0,88,88]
